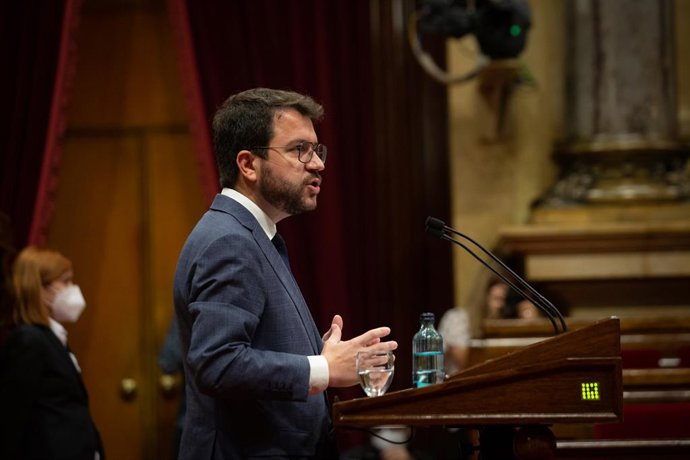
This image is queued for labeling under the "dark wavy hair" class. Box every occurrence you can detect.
[212,88,324,189]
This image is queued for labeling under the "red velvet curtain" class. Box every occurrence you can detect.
[168,0,454,399]
[0,0,81,249]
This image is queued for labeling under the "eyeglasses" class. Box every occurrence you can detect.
[249,141,327,164]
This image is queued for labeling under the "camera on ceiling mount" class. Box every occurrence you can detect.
[409,0,532,84]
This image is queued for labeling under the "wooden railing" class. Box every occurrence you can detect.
[467,315,690,457]
[556,439,690,459]
[470,316,690,374]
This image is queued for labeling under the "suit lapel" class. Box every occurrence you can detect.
[40,326,90,397]
[210,195,322,354]
[257,234,322,353]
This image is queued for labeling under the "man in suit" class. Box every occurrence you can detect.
[173,88,398,459]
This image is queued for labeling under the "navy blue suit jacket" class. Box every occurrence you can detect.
[173,194,333,459]
[0,324,104,460]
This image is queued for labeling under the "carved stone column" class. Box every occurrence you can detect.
[500,0,690,316]
[534,0,690,222]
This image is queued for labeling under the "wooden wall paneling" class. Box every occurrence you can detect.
[147,130,206,458]
[49,0,201,457]
[47,135,146,459]
[68,5,188,128]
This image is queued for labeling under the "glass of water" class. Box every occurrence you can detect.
[356,350,395,397]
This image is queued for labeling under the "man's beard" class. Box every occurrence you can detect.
[259,162,319,216]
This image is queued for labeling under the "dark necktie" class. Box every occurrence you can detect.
[272,233,323,354]
[272,233,291,271]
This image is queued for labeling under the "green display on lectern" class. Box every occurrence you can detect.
[581,382,600,400]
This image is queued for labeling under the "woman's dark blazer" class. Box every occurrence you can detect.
[0,324,104,460]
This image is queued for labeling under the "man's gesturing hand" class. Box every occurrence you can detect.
[321,315,398,388]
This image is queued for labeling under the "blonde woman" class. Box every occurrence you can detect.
[0,247,104,460]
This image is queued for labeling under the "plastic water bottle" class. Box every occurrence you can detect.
[412,312,445,387]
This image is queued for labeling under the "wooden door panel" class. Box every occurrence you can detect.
[47,135,145,460]
[147,132,206,459]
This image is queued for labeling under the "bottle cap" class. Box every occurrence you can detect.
[420,312,435,322]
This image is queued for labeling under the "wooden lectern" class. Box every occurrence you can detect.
[333,317,623,459]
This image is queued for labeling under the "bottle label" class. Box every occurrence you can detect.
[412,351,444,388]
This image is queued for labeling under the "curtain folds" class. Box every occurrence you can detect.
[167,0,218,204]
[0,0,82,248]
[28,0,82,246]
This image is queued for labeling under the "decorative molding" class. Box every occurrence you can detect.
[501,221,690,254]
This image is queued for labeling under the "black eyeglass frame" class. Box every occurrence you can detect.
[248,141,327,164]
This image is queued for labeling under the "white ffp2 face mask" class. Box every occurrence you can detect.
[51,285,87,323]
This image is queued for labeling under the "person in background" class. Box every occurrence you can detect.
[484,276,539,320]
[173,88,397,459]
[0,246,104,460]
[341,425,434,460]
[502,285,540,320]
[158,316,185,459]
[438,307,471,376]
[484,277,509,320]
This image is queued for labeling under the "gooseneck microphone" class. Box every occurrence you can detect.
[425,216,567,335]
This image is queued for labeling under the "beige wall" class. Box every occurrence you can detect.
[447,0,566,326]
[447,0,689,330]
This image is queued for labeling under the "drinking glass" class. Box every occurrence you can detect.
[356,350,395,397]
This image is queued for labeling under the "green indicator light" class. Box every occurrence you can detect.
[510,24,522,37]
[581,382,600,400]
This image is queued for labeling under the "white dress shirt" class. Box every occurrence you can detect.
[49,318,81,373]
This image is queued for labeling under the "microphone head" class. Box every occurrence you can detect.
[425,216,446,238]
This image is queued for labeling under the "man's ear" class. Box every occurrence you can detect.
[236,150,258,183]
